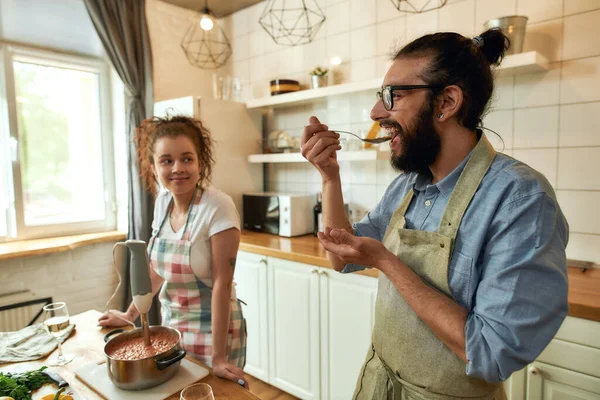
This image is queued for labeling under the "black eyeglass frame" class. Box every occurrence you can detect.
[377,85,445,111]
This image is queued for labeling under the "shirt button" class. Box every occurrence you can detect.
[425,200,432,207]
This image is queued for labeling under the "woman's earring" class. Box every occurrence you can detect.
[437,113,444,119]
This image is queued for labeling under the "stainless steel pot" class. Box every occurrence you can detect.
[103,325,186,390]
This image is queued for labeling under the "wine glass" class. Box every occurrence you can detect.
[180,383,214,400]
[43,302,75,366]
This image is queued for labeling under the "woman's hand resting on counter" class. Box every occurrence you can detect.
[97,309,136,327]
[212,357,249,389]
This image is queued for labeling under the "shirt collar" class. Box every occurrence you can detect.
[411,145,476,196]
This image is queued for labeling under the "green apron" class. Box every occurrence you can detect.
[353,135,505,400]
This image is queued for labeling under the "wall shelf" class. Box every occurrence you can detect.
[245,51,549,110]
[248,149,389,163]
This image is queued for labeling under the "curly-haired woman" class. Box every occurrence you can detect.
[98,115,247,387]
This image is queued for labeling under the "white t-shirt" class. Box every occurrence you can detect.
[151,187,240,290]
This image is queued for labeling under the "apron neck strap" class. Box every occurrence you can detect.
[156,186,203,241]
[386,134,495,239]
[437,134,495,238]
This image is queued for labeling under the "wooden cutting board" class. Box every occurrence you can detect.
[74,358,209,400]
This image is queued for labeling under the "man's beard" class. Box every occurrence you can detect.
[386,100,441,176]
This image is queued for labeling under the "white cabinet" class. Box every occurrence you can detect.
[504,316,600,400]
[319,268,378,400]
[235,251,379,400]
[234,251,269,381]
[526,362,600,399]
[267,257,321,399]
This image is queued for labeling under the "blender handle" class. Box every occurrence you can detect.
[156,349,187,370]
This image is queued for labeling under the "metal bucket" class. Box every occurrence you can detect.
[484,16,528,54]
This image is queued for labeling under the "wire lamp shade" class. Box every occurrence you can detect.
[391,0,448,13]
[181,4,232,69]
[259,0,326,46]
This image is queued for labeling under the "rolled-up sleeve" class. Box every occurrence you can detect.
[465,192,569,382]
[341,199,384,273]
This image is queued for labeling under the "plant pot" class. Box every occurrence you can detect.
[311,75,327,89]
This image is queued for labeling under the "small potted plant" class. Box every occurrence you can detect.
[309,66,328,89]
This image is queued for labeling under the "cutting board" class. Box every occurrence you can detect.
[74,358,209,400]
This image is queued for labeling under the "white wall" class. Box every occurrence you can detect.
[0,242,122,317]
[224,0,600,265]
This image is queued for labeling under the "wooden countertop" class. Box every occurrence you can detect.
[0,310,259,400]
[239,230,600,322]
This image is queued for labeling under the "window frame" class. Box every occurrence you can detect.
[0,44,116,242]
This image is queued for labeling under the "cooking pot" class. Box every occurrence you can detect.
[103,325,186,390]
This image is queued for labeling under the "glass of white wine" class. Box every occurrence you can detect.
[43,302,74,366]
[180,383,214,400]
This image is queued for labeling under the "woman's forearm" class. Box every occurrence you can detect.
[211,281,233,361]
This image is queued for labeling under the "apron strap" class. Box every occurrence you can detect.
[181,187,203,241]
[437,134,496,239]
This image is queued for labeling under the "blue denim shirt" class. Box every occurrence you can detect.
[346,151,569,383]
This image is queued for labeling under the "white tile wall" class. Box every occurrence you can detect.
[514,65,561,108]
[438,0,475,37]
[564,0,600,16]
[563,10,600,60]
[556,191,600,235]
[560,56,600,104]
[522,19,563,62]
[227,3,600,264]
[557,148,600,190]
[517,0,563,23]
[513,106,559,148]
[559,102,600,147]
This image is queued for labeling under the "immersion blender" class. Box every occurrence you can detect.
[113,239,153,345]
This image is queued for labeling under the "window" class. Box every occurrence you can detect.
[0,46,116,241]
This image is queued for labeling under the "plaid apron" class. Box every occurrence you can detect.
[148,188,247,368]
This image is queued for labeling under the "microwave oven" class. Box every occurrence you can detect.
[242,193,314,237]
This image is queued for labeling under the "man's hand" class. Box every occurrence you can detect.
[301,116,341,180]
[317,227,394,270]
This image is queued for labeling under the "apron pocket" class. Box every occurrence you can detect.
[448,251,474,306]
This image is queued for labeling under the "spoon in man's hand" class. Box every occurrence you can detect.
[333,130,392,144]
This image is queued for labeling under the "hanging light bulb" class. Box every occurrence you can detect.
[181,0,232,69]
[200,14,214,31]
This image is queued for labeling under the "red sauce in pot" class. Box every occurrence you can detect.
[107,332,178,360]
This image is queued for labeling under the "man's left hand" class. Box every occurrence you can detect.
[317,227,393,270]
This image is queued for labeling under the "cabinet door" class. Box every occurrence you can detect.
[527,362,600,400]
[504,367,526,400]
[267,257,321,400]
[234,251,269,381]
[319,268,378,400]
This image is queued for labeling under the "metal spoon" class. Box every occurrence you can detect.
[334,130,392,144]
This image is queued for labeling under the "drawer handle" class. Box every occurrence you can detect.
[311,268,318,274]
[319,270,328,276]
[528,366,540,376]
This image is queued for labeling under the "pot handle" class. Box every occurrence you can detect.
[156,349,186,370]
[104,329,125,343]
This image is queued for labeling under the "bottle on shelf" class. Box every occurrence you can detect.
[314,192,323,236]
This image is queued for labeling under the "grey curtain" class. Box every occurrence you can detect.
[83,0,160,324]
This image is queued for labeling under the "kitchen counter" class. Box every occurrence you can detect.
[0,310,259,400]
[239,230,600,322]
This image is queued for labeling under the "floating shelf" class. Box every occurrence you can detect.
[248,149,389,163]
[245,51,549,110]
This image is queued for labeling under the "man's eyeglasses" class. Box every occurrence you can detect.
[377,85,444,111]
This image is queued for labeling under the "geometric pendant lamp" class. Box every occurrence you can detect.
[390,0,448,13]
[181,0,232,69]
[259,0,326,46]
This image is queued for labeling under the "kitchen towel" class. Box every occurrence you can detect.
[0,323,75,363]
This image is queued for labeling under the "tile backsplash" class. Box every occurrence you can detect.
[222,0,600,264]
